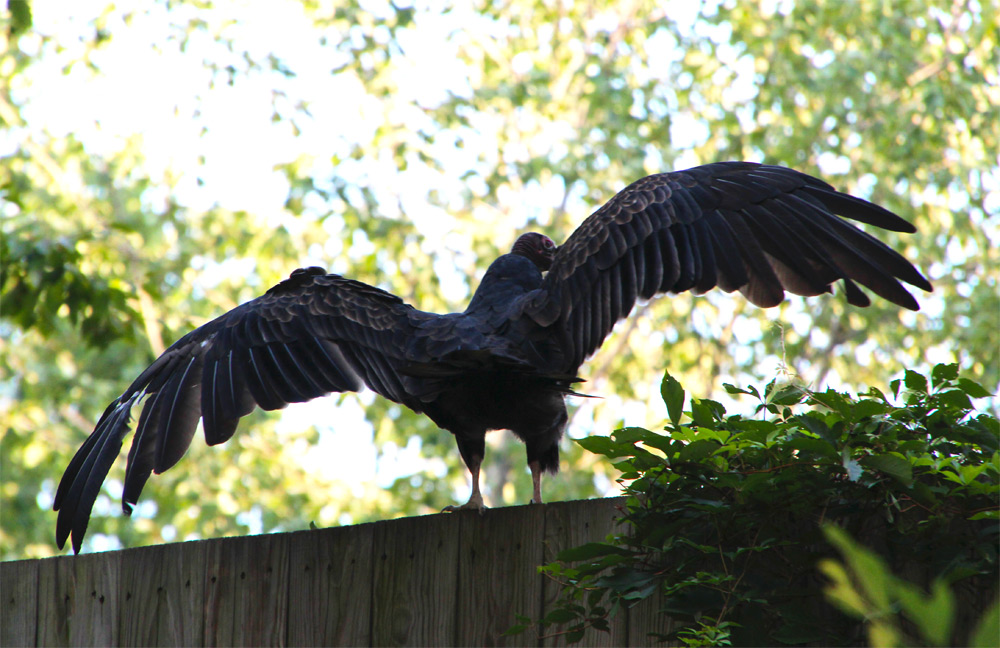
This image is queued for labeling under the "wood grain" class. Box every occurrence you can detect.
[1,559,39,647]
[118,541,207,646]
[626,588,675,647]
[456,503,547,647]
[541,497,628,647]
[371,513,460,647]
[2,498,689,647]
[202,533,290,647]
[285,522,375,646]
[34,551,120,647]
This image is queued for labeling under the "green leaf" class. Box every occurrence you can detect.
[904,369,929,394]
[590,617,610,632]
[556,542,632,562]
[770,383,806,406]
[576,436,632,459]
[678,439,720,463]
[865,386,891,404]
[897,578,955,646]
[848,399,892,420]
[931,363,959,388]
[860,453,914,486]
[661,372,685,426]
[613,427,655,444]
[958,378,994,399]
[795,413,833,440]
[937,389,973,411]
[822,526,895,612]
[809,389,852,416]
[724,382,759,398]
[690,398,724,429]
[971,597,1000,648]
[789,436,839,460]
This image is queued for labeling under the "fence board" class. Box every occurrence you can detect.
[1,559,39,647]
[33,556,69,647]
[4,498,688,647]
[202,533,290,647]
[541,497,628,647]
[455,504,547,646]
[35,551,120,647]
[118,540,207,646]
[4,497,995,647]
[286,522,375,646]
[371,513,460,646]
[627,589,676,647]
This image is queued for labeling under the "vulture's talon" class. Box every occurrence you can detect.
[441,501,488,514]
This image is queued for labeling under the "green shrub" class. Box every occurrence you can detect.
[531,365,998,645]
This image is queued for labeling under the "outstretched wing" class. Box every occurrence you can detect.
[54,267,425,553]
[520,161,932,374]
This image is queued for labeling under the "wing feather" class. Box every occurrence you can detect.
[640,233,664,298]
[519,161,930,373]
[691,220,717,293]
[54,267,425,553]
[702,212,748,292]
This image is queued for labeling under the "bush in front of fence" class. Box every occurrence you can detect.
[513,364,998,646]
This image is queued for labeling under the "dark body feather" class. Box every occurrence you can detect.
[55,162,931,552]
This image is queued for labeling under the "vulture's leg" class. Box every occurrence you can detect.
[441,457,485,512]
[523,403,566,505]
[443,433,487,513]
[529,460,544,504]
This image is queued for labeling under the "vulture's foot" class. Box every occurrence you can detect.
[441,492,486,514]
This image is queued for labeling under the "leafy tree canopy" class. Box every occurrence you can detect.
[2,0,997,558]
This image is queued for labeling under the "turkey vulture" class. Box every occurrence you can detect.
[54,161,931,552]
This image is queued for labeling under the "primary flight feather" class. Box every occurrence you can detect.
[55,161,931,552]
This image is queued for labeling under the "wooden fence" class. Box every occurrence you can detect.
[1,497,675,647]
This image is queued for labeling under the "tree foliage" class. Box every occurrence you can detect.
[526,365,998,645]
[2,1,997,558]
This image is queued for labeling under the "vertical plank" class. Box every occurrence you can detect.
[456,503,547,646]
[285,522,375,646]
[75,553,120,646]
[118,540,207,646]
[626,590,676,647]
[371,513,460,647]
[36,552,120,647]
[3,497,698,647]
[541,498,628,647]
[202,533,290,647]
[1,559,39,647]
[35,556,69,647]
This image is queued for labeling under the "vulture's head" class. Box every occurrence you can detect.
[511,232,557,271]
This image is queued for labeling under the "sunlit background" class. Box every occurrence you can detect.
[3,0,997,557]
